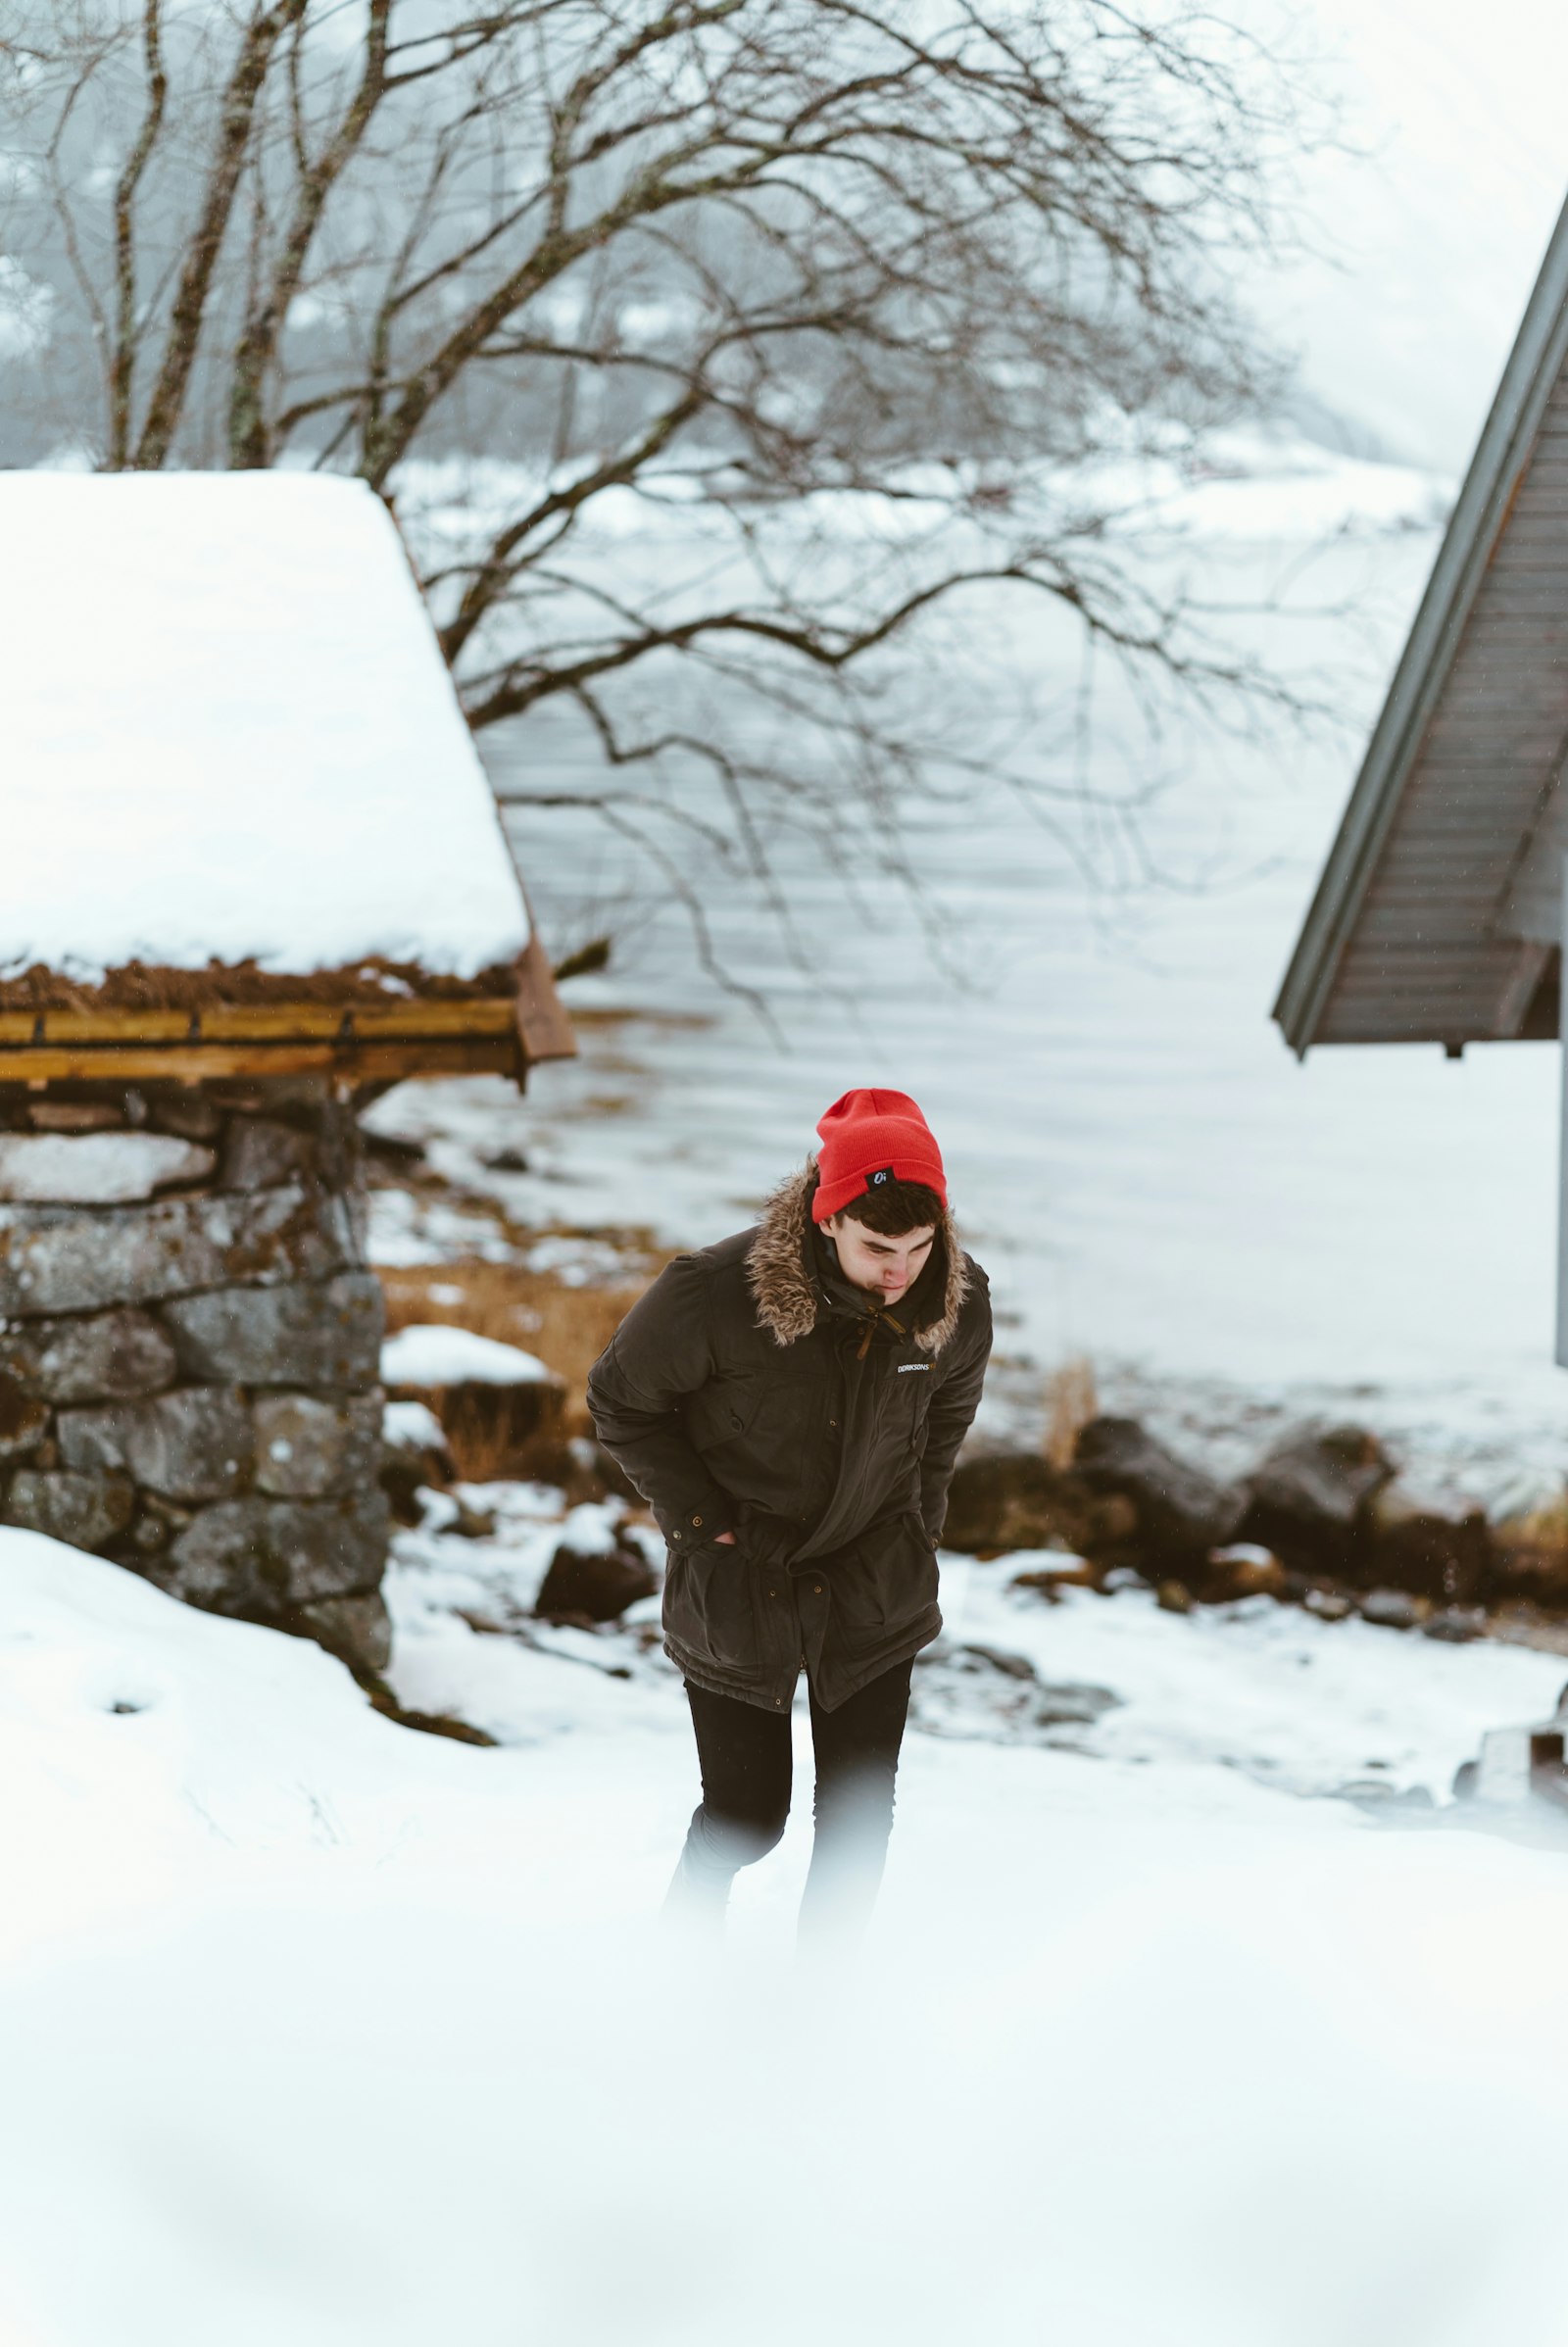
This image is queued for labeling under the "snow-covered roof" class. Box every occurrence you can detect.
[0,470,529,987]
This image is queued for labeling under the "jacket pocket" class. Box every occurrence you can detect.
[827,1512,938,1636]
[664,1541,760,1677]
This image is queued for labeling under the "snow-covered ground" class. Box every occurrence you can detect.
[6,1508,1568,2346]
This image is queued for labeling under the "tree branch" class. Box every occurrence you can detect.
[108,0,168,469]
[133,0,310,468]
[228,0,393,467]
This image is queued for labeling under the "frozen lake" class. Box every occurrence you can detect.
[399,456,1568,1487]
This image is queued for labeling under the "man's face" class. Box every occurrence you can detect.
[821,1211,937,1303]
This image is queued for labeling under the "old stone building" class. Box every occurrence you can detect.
[0,470,571,1673]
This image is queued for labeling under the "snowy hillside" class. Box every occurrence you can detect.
[5,1512,1568,2345]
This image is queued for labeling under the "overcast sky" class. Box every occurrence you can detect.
[1249,0,1567,471]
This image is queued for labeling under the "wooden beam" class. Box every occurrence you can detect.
[202,999,518,1042]
[0,1038,518,1086]
[0,1009,194,1046]
[0,998,521,1048]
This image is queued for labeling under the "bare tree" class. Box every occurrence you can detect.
[1,0,1323,985]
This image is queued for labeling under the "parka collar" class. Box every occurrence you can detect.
[745,1162,969,1353]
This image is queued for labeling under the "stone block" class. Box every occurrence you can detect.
[162,1273,383,1387]
[536,1537,659,1623]
[0,1183,353,1317]
[221,1118,318,1193]
[1239,1425,1395,1574]
[1364,1479,1491,1603]
[4,1467,135,1550]
[296,1590,393,1676]
[255,1391,383,1498]
[1489,1476,1568,1604]
[26,1102,124,1132]
[0,1306,177,1402]
[0,1373,49,1461]
[163,1489,390,1610]
[0,1132,216,1203]
[1074,1418,1246,1557]
[147,1094,224,1142]
[940,1447,1129,1557]
[57,1387,254,1501]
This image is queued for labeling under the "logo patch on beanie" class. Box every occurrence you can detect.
[869,1167,892,1186]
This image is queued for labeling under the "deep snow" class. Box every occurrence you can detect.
[6,1518,1568,2345]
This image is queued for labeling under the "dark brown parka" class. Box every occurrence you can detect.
[586,1165,992,1713]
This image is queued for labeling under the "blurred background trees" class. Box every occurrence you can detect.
[0,1,1323,969]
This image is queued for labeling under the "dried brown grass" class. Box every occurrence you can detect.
[0,955,518,1013]
[378,1252,667,1435]
[1044,1354,1098,1471]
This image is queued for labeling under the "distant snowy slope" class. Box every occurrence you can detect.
[0,472,528,982]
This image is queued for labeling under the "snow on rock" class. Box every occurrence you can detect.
[380,1322,554,1388]
[552,1500,626,1557]
[0,1131,214,1204]
[0,471,528,982]
[381,1398,448,1452]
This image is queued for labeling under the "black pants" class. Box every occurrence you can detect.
[669,1660,913,1938]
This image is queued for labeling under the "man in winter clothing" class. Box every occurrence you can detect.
[586,1088,992,1939]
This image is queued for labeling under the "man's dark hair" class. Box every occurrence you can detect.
[838,1178,944,1237]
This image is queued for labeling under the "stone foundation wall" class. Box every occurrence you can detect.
[0,1081,390,1673]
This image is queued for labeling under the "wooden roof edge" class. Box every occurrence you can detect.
[0,935,577,1079]
[1273,186,1568,1057]
[0,1038,518,1086]
[0,998,521,1047]
[512,915,577,1069]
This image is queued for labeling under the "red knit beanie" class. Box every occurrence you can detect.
[810,1088,948,1223]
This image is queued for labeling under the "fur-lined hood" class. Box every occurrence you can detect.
[745,1162,969,1354]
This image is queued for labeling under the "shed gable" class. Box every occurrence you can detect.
[1276,194,1568,1051]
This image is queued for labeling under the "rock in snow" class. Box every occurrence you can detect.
[382,1399,449,1454]
[1241,1423,1396,1571]
[1073,1415,1245,1555]
[534,1536,658,1624]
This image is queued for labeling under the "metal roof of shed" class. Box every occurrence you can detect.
[1275,192,1568,1054]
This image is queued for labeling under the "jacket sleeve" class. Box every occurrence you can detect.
[585,1254,738,1552]
[919,1265,993,1544]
